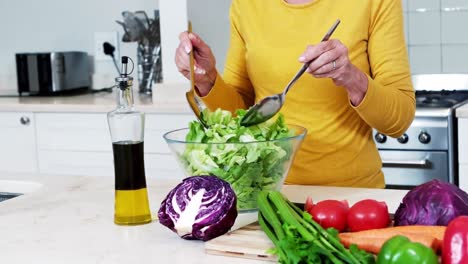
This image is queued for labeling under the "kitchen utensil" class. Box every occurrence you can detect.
[121,11,146,42]
[134,11,150,31]
[145,45,161,92]
[185,22,208,128]
[205,222,276,261]
[162,124,307,211]
[240,19,341,127]
[103,42,121,75]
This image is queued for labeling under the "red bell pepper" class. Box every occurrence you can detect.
[443,215,468,264]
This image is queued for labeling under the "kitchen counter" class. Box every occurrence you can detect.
[0,173,408,264]
[456,102,468,118]
[0,83,192,114]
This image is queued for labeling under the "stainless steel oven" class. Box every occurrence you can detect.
[374,74,468,189]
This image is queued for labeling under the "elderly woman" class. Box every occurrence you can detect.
[174,0,415,188]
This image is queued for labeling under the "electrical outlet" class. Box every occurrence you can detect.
[94,31,119,61]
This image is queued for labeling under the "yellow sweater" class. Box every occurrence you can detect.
[201,0,415,188]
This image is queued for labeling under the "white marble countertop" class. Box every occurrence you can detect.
[0,173,408,264]
[456,102,468,118]
[0,83,192,114]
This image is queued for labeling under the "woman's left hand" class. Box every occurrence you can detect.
[299,39,368,106]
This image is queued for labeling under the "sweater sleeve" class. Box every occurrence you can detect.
[352,0,415,138]
[200,0,255,113]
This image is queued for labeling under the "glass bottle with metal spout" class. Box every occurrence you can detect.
[107,56,151,225]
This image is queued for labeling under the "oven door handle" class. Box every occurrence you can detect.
[382,159,429,168]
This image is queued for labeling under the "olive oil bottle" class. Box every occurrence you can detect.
[107,56,151,225]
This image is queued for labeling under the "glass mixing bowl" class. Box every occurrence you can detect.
[163,124,307,212]
[163,125,307,212]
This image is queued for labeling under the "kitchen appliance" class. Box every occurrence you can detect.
[374,74,468,189]
[15,51,90,95]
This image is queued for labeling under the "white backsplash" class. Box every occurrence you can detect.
[0,0,159,91]
[404,0,468,74]
[186,0,468,77]
[0,0,466,91]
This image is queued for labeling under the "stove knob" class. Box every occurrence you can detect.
[397,133,409,144]
[418,132,431,144]
[374,133,387,143]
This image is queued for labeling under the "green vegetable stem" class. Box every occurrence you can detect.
[257,190,376,264]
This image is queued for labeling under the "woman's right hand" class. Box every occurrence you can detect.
[175,31,217,96]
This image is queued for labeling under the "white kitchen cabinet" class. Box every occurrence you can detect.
[460,164,468,193]
[459,118,468,192]
[459,118,468,164]
[145,114,195,154]
[143,113,195,179]
[35,112,193,178]
[35,113,112,176]
[36,113,111,152]
[0,112,38,173]
[38,150,113,177]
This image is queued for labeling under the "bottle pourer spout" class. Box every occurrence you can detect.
[121,56,129,77]
[116,56,134,91]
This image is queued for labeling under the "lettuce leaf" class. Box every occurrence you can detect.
[181,108,294,210]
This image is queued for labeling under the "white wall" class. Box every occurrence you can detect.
[186,0,468,76]
[159,0,188,84]
[0,0,159,91]
[188,0,231,74]
[156,0,230,87]
[403,0,468,74]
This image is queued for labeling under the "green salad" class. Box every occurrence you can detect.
[181,108,295,210]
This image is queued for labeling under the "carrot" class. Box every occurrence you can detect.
[386,225,446,242]
[338,225,446,254]
[339,232,436,254]
[385,225,446,252]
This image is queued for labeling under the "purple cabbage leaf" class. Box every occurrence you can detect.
[158,175,237,241]
[394,179,468,226]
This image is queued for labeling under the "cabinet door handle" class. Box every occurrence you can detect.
[382,159,429,168]
[20,116,30,126]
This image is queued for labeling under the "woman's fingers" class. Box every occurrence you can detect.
[189,33,211,54]
[306,50,341,75]
[175,45,190,76]
[299,41,333,63]
[176,32,209,75]
[175,30,217,95]
[178,31,192,53]
[299,39,350,76]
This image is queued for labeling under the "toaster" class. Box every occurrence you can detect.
[15,51,90,95]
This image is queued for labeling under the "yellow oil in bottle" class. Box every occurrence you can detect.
[112,141,152,226]
[114,188,152,225]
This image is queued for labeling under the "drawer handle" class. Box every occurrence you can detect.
[20,116,30,126]
[382,159,429,168]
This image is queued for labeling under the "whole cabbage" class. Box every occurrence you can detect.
[394,179,468,226]
[158,175,237,241]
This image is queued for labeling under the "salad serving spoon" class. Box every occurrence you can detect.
[185,21,209,128]
[240,19,341,127]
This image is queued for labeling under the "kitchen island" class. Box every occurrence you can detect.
[0,85,190,114]
[0,87,195,177]
[0,173,408,264]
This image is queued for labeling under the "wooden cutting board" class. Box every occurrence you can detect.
[205,222,277,261]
